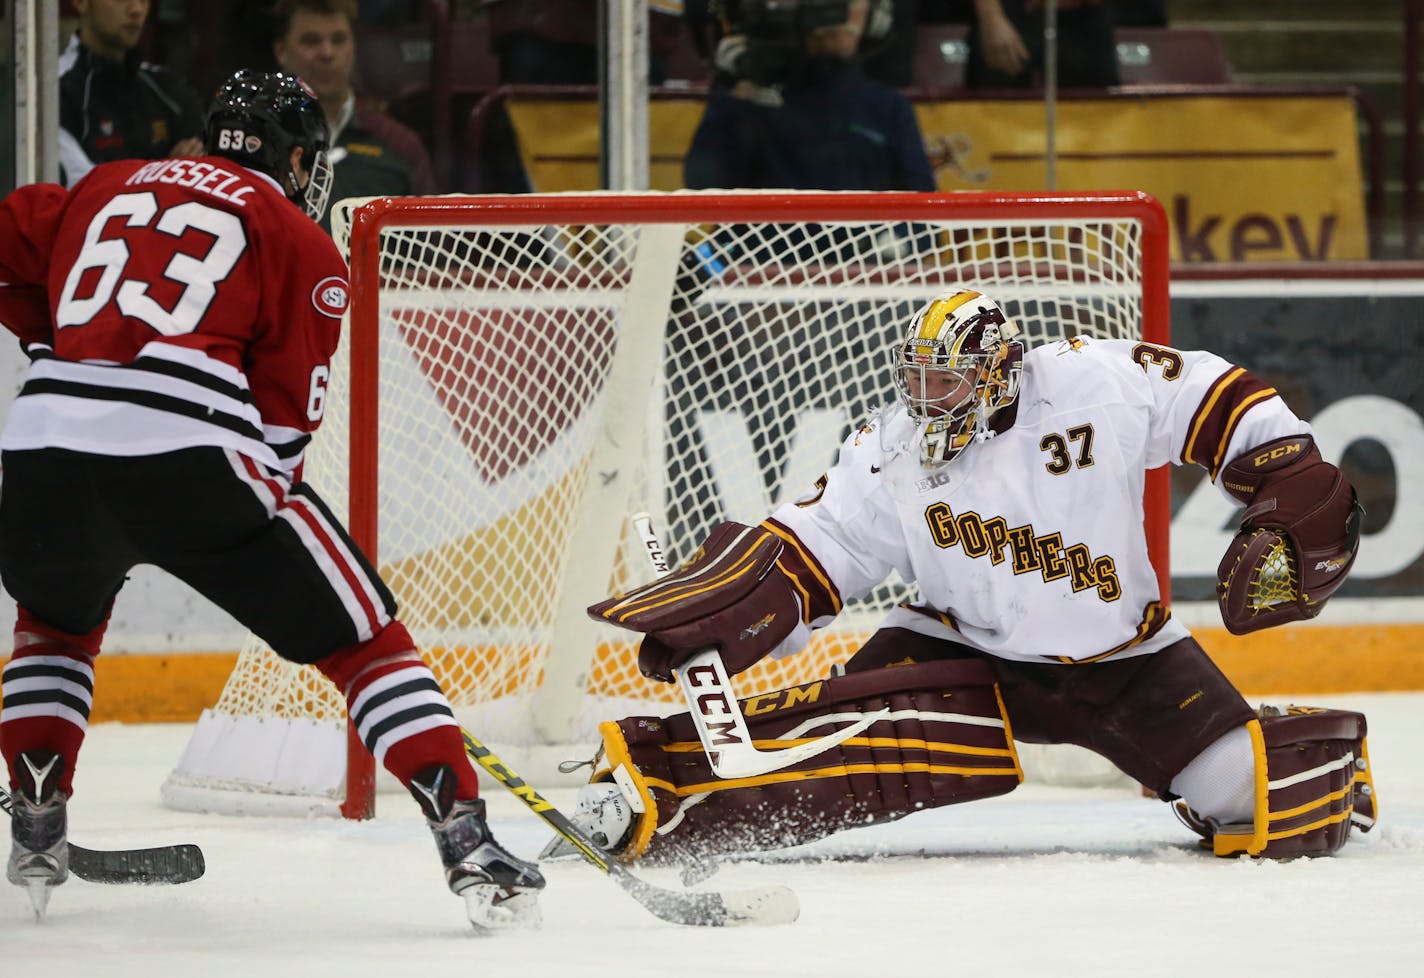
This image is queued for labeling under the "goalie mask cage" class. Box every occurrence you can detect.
[162,190,1170,818]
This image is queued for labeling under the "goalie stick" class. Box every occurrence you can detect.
[0,785,205,885]
[631,513,886,780]
[460,727,798,927]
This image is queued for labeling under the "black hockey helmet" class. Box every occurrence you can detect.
[204,69,333,220]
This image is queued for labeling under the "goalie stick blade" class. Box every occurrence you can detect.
[707,708,892,780]
[675,646,892,781]
[613,868,799,927]
[68,842,206,885]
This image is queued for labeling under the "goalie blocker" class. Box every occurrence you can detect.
[580,659,1022,863]
[588,521,810,683]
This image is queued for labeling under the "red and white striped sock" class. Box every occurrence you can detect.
[317,622,479,799]
[1,607,106,795]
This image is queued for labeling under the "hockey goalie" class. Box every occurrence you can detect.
[566,288,1374,865]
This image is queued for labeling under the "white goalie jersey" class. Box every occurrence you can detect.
[765,335,1311,664]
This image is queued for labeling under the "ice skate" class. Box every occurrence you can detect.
[409,765,544,933]
[7,751,69,921]
[539,780,634,861]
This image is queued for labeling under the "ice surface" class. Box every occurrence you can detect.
[6,692,1421,977]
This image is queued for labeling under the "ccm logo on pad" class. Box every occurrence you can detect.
[312,277,349,318]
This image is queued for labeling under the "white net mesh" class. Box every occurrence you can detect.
[166,191,1164,810]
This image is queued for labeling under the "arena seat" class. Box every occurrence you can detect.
[911,23,970,91]
[909,24,1232,91]
[1115,27,1233,85]
[354,21,437,104]
[662,30,711,84]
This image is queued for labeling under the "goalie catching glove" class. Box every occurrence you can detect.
[1217,435,1362,635]
[587,521,804,682]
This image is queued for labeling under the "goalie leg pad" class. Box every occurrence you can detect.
[1196,706,1375,858]
[590,659,1022,863]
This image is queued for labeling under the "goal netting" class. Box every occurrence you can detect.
[162,190,1170,817]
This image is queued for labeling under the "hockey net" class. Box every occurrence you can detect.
[163,190,1170,817]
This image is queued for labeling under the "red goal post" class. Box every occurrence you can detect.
[162,190,1171,819]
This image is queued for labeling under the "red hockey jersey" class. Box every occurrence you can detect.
[0,157,350,478]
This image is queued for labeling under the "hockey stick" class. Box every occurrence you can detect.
[460,727,798,927]
[0,785,205,885]
[631,513,886,780]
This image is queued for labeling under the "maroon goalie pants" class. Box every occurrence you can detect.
[847,628,1257,796]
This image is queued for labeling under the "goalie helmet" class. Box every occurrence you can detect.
[204,70,333,221]
[892,289,1024,466]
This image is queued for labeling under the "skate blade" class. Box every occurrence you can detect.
[462,886,542,934]
[24,878,52,921]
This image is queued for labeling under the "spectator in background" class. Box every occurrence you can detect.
[684,0,934,192]
[855,0,921,88]
[272,0,437,229]
[476,0,689,192]
[484,0,687,86]
[966,0,1119,89]
[58,0,207,188]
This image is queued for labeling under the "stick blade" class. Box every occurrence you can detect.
[616,869,799,927]
[715,884,801,927]
[68,842,206,885]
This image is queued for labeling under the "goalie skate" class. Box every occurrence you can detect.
[7,751,69,921]
[539,781,635,861]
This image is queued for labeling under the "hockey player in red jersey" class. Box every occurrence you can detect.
[567,289,1376,866]
[0,70,543,927]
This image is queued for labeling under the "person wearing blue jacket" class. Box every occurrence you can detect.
[684,0,935,193]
